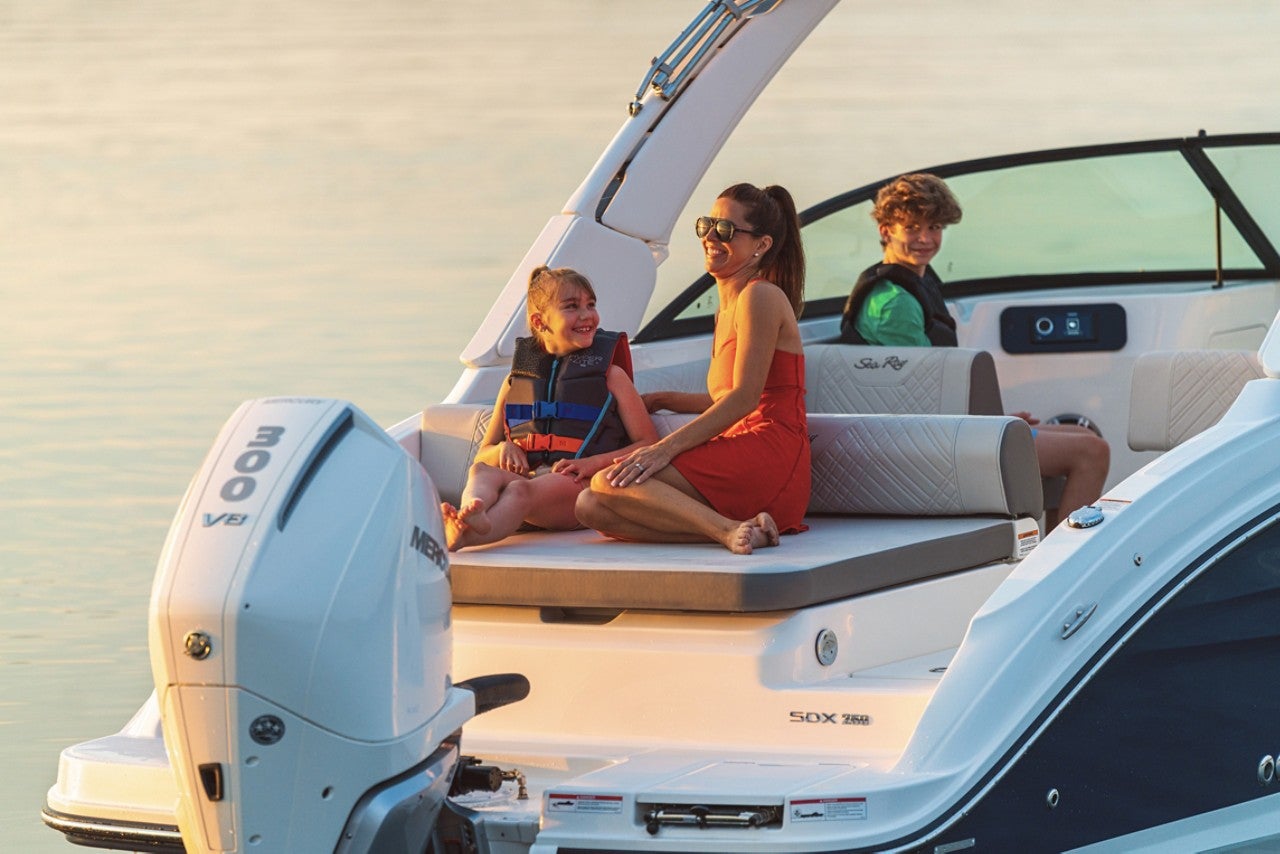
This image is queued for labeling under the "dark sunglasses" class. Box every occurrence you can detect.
[695,216,760,242]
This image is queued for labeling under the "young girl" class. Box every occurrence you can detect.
[442,266,658,550]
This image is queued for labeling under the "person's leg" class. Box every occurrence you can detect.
[577,468,777,554]
[447,468,590,550]
[444,462,524,549]
[1033,430,1110,525]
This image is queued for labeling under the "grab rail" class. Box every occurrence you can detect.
[628,0,783,115]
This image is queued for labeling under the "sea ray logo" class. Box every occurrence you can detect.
[854,355,908,371]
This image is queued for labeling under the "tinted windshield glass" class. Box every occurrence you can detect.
[646,138,1280,339]
[1208,144,1280,249]
[806,151,1260,305]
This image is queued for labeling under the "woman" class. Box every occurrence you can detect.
[576,183,810,554]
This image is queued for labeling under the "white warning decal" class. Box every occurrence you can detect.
[547,793,623,814]
[790,796,867,822]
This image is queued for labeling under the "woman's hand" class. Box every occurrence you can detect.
[496,440,530,475]
[606,442,674,487]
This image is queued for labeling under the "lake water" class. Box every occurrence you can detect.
[4,1,1279,849]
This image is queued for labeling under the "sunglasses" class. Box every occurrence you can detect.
[695,216,760,242]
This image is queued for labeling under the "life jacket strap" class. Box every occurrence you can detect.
[504,400,603,427]
[512,433,585,454]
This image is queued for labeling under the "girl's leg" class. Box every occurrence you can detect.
[447,468,587,550]
[445,462,523,549]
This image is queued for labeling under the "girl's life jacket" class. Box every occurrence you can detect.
[504,330,634,467]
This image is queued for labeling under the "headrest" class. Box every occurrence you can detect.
[805,344,1004,415]
[1128,349,1265,452]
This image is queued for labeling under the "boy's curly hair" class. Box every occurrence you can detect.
[872,173,963,229]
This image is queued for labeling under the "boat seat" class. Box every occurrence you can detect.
[436,411,1040,612]
[802,344,1004,416]
[634,345,1005,417]
[1128,349,1264,452]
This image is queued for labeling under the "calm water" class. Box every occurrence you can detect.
[4,1,1279,848]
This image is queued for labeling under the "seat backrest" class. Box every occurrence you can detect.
[633,344,1005,416]
[1128,349,1265,452]
[419,404,1040,520]
[418,406,716,506]
[804,344,1004,415]
[418,404,494,506]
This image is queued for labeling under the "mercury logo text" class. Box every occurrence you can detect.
[411,526,447,573]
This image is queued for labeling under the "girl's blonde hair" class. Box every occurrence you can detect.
[527,265,596,348]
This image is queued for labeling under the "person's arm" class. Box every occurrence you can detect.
[857,282,931,347]
[472,380,531,474]
[611,281,788,481]
[552,366,660,482]
[642,390,713,414]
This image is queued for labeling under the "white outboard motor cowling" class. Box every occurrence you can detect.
[148,397,471,853]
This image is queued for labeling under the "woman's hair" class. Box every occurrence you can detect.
[719,183,806,318]
[527,265,596,348]
[872,173,963,232]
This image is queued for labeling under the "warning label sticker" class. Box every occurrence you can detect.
[789,796,867,822]
[1016,528,1040,559]
[547,793,624,814]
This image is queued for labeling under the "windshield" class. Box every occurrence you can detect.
[640,134,1280,342]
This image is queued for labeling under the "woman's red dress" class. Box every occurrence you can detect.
[671,331,810,534]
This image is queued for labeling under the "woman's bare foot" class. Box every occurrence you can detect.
[442,499,492,550]
[752,512,780,547]
[724,517,777,555]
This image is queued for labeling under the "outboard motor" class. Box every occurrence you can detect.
[147,397,517,853]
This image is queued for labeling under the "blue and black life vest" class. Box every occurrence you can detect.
[504,330,633,467]
[839,262,958,347]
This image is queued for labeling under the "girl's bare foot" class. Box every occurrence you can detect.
[442,498,493,550]
[457,498,492,536]
[442,502,468,551]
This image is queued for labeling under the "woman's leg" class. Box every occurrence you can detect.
[577,468,777,555]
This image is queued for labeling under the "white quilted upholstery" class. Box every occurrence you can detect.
[806,345,977,414]
[634,345,1003,416]
[419,405,1040,520]
[1128,350,1264,452]
[634,359,711,395]
[808,413,1040,518]
[419,404,494,505]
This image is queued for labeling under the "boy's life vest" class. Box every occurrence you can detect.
[839,262,958,347]
[504,330,635,467]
